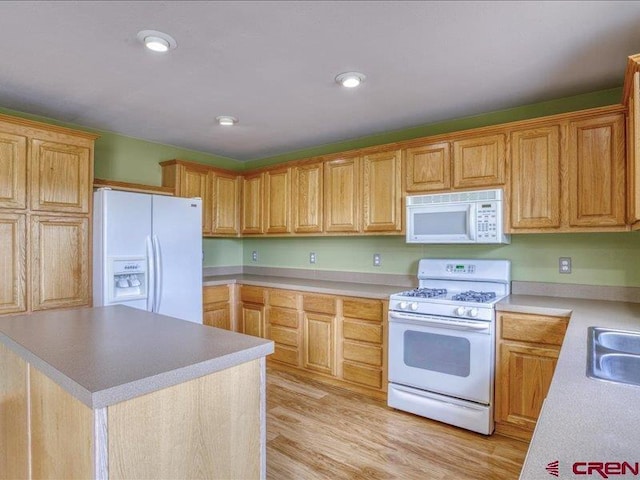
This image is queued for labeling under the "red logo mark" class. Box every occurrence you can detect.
[573,462,640,478]
[546,460,559,477]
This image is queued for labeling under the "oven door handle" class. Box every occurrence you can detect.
[389,312,491,332]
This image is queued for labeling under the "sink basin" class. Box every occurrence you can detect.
[587,327,640,387]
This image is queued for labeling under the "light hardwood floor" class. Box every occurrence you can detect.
[266,367,528,479]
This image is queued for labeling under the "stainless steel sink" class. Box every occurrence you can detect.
[588,327,640,387]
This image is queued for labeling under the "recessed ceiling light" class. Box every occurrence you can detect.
[335,72,366,88]
[216,116,238,126]
[137,30,177,53]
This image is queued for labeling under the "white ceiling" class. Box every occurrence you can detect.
[1,1,640,161]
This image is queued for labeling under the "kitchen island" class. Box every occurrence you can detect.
[0,305,274,479]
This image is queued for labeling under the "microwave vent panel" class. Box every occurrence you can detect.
[406,189,502,206]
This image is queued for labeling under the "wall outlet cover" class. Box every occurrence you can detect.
[252,251,258,262]
[373,253,381,267]
[559,257,571,274]
[310,252,316,264]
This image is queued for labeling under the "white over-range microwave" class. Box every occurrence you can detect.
[406,188,510,244]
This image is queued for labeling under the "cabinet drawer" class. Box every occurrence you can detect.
[240,286,265,304]
[272,345,299,367]
[342,362,382,389]
[343,298,383,321]
[500,312,568,346]
[269,289,298,309]
[270,325,298,347]
[303,294,336,315]
[343,320,382,344]
[343,341,382,367]
[203,285,229,305]
[269,307,299,328]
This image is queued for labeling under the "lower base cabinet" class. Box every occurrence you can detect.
[303,311,336,375]
[495,311,569,441]
[202,285,232,329]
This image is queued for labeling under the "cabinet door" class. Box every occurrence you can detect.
[31,216,89,311]
[496,341,559,434]
[324,157,359,232]
[264,168,291,234]
[211,172,240,235]
[568,114,626,227]
[510,126,561,229]
[0,213,26,315]
[241,303,264,337]
[180,167,211,233]
[404,142,451,193]
[292,162,323,233]
[303,312,336,375]
[0,131,27,209]
[241,174,263,234]
[30,139,91,214]
[627,72,640,227]
[452,134,506,189]
[362,150,402,232]
[203,304,231,330]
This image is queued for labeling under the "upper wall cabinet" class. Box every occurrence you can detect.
[568,113,626,228]
[324,157,360,233]
[242,173,264,235]
[0,131,27,210]
[627,71,640,228]
[404,142,451,193]
[509,125,561,230]
[264,167,291,234]
[362,150,402,232]
[0,213,26,315]
[292,162,323,233]
[452,134,506,189]
[161,160,212,233]
[30,140,91,214]
[210,171,240,236]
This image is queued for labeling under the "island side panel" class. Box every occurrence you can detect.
[0,342,28,480]
[30,367,94,479]
[108,359,262,480]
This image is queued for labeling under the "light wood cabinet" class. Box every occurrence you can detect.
[241,173,264,234]
[568,113,626,227]
[509,125,561,230]
[452,134,506,189]
[324,157,360,232]
[303,312,336,375]
[362,150,402,232]
[0,213,26,315]
[203,285,232,330]
[267,289,301,367]
[292,162,323,233]
[239,285,266,337]
[31,216,89,311]
[0,131,27,209]
[495,311,569,441]
[404,142,451,193]
[210,171,240,236]
[30,139,91,214]
[264,167,291,234]
[627,71,640,228]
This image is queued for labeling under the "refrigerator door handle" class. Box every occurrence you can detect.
[146,236,155,312]
[153,235,162,312]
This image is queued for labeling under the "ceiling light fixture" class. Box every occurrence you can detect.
[335,72,366,88]
[216,116,238,126]
[137,30,177,53]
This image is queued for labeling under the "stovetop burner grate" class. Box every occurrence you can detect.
[450,290,497,303]
[397,288,448,298]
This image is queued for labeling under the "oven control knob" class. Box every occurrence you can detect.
[454,306,466,316]
[468,308,479,318]
[410,302,418,311]
[399,301,408,310]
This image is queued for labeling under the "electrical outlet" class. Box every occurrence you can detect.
[559,257,571,274]
[373,253,382,267]
[310,252,316,264]
[251,250,258,262]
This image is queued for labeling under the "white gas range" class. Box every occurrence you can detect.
[387,258,510,435]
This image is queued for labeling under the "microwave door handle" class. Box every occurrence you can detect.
[468,205,476,241]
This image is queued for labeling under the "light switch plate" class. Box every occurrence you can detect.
[252,251,258,262]
[310,252,316,264]
[373,253,381,267]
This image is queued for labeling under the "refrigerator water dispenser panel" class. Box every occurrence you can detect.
[108,257,147,303]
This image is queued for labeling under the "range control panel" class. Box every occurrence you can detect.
[476,202,499,241]
[446,264,476,274]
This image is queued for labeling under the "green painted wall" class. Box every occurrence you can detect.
[4,87,636,286]
[241,232,640,287]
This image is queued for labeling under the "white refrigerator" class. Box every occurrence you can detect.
[93,189,203,323]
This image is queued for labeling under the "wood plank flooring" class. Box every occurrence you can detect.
[266,367,528,479]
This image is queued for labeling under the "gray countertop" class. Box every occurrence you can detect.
[0,305,273,409]
[204,274,404,299]
[497,295,640,479]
